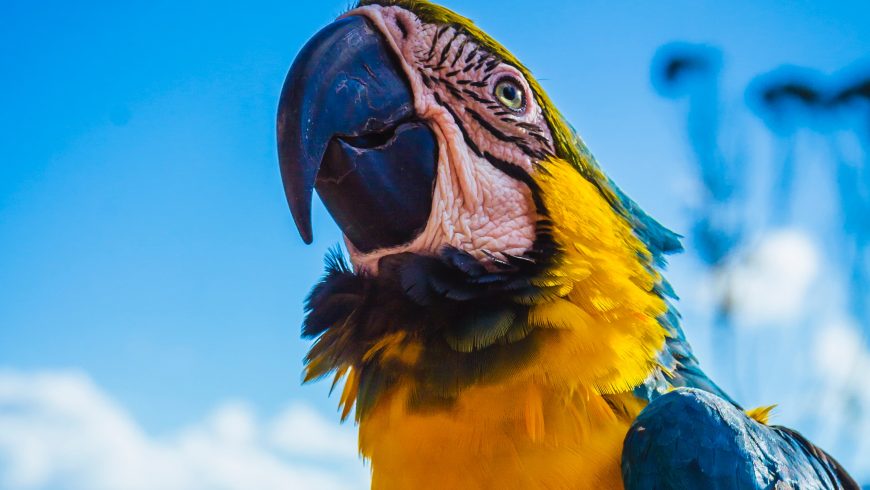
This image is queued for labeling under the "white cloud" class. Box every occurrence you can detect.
[814,319,870,387]
[269,404,358,460]
[811,319,870,483]
[0,370,369,490]
[725,229,820,328]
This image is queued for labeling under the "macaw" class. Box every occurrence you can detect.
[275,1,859,488]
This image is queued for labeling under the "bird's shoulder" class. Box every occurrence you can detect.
[621,388,859,490]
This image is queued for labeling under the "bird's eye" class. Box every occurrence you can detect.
[494,78,525,112]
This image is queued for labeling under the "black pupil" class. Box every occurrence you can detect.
[502,83,518,101]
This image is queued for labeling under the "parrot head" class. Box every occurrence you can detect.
[278,0,682,421]
[278,0,562,269]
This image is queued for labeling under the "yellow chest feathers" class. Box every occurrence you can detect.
[358,372,646,490]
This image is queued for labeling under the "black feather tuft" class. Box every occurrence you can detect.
[300,227,558,416]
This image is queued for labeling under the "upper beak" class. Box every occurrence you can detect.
[277,15,438,253]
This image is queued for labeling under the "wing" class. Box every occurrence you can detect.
[622,388,859,490]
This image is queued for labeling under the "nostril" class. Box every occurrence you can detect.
[394,17,409,39]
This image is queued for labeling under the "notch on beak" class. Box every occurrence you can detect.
[277,15,438,253]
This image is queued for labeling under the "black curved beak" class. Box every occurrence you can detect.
[277,15,438,253]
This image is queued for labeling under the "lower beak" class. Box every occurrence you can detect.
[277,15,438,253]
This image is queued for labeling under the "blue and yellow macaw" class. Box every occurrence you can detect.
[276,1,859,488]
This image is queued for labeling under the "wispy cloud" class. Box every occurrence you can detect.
[0,370,370,490]
[726,229,820,328]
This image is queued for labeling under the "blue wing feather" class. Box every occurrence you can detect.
[622,388,859,490]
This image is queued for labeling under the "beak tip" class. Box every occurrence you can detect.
[289,198,315,245]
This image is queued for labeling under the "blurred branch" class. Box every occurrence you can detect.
[748,66,827,224]
[653,42,747,393]
[830,70,870,331]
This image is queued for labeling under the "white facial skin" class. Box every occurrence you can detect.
[342,6,556,273]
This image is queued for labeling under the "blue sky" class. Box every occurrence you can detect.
[2,0,870,488]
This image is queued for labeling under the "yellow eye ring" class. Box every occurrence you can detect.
[494,78,525,112]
